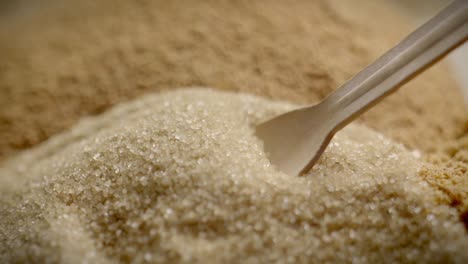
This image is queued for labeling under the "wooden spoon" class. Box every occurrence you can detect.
[256,0,468,176]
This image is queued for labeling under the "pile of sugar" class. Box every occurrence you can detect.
[1,0,466,222]
[1,89,467,263]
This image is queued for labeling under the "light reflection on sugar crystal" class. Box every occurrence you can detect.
[0,89,467,263]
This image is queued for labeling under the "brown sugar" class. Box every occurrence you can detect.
[0,0,466,259]
[0,0,465,158]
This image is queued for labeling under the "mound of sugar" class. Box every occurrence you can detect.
[1,89,467,263]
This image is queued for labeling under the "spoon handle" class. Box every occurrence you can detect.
[324,0,468,133]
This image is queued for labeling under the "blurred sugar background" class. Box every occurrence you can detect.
[390,0,468,105]
[0,0,466,104]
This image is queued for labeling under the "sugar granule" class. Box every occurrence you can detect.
[1,89,467,263]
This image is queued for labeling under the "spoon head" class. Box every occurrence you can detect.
[255,106,333,176]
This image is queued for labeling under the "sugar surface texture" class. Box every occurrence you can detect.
[1,89,467,263]
[0,0,467,224]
